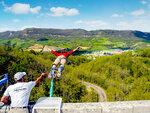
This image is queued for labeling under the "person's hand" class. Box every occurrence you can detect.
[73,47,80,52]
[45,46,51,51]
[77,47,80,49]
[4,99,8,103]
[41,73,47,77]
[47,48,51,51]
[0,98,8,103]
[76,47,80,50]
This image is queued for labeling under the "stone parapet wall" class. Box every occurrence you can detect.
[61,100,150,113]
[0,100,150,113]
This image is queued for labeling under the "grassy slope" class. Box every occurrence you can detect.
[0,36,149,50]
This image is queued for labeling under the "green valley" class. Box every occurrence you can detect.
[0,28,150,51]
[0,28,150,102]
[0,46,150,102]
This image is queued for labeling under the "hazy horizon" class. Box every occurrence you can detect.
[1,27,150,33]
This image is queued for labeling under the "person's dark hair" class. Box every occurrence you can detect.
[15,77,24,82]
[61,49,67,53]
[17,79,22,82]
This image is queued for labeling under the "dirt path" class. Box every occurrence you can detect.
[80,81,107,102]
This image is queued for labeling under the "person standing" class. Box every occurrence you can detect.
[1,72,47,113]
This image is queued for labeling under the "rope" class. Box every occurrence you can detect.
[0,85,4,92]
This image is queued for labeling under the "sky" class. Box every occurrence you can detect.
[0,0,150,32]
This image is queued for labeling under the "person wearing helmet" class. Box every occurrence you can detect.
[47,47,80,78]
[1,72,47,113]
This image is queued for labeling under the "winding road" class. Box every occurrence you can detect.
[80,81,107,102]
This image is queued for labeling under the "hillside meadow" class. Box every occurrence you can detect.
[0,36,149,51]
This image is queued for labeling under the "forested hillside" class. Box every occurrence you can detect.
[0,46,98,102]
[0,46,150,102]
[68,49,150,101]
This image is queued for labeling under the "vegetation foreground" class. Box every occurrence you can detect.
[0,46,150,102]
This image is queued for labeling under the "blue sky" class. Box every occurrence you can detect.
[0,0,150,32]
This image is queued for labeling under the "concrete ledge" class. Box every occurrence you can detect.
[0,100,150,113]
[130,100,150,113]
[100,101,133,113]
[61,100,150,113]
[62,103,102,113]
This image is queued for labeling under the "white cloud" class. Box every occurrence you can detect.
[21,26,39,30]
[141,1,147,4]
[0,26,17,32]
[50,7,79,16]
[30,6,41,14]
[74,19,150,32]
[75,20,110,29]
[0,27,10,32]
[116,22,131,30]
[115,20,150,32]
[4,3,30,14]
[111,14,123,18]
[13,19,20,23]
[4,3,41,14]
[131,9,145,16]
[0,25,39,32]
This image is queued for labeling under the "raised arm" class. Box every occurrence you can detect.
[73,47,80,52]
[47,48,51,52]
[67,47,80,55]
[51,50,59,56]
[35,73,47,85]
[47,47,59,56]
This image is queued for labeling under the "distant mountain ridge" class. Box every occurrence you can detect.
[0,28,150,40]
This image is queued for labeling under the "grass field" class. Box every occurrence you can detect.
[0,36,149,51]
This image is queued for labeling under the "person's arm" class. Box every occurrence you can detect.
[67,47,80,55]
[47,48,51,51]
[1,95,8,103]
[35,73,47,85]
[73,47,80,52]
[47,48,58,55]
[51,50,59,56]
